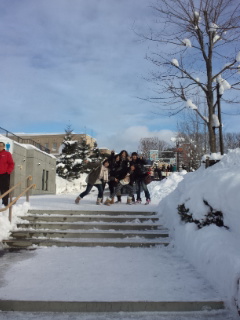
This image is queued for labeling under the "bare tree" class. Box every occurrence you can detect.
[138,137,169,159]
[139,0,240,153]
[177,106,208,168]
[223,132,240,150]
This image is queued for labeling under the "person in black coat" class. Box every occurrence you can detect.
[105,154,122,205]
[130,152,151,205]
[111,150,130,203]
[107,164,138,205]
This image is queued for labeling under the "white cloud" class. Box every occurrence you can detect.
[0,0,176,151]
[99,126,175,152]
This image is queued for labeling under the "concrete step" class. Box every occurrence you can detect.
[28,209,156,216]
[21,215,159,223]
[17,222,165,231]
[0,299,225,312]
[10,230,169,239]
[3,239,169,248]
[4,209,168,249]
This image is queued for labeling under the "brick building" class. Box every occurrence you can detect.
[16,133,96,156]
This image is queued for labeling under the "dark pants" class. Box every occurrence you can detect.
[136,180,150,201]
[113,183,134,198]
[79,183,103,199]
[108,180,116,196]
[0,173,10,206]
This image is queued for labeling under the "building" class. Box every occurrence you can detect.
[16,133,96,156]
[99,148,111,156]
[0,135,56,196]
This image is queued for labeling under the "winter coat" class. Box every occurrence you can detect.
[87,163,109,185]
[119,158,129,171]
[0,150,14,174]
[107,152,116,170]
[117,167,138,186]
[109,160,122,181]
[113,158,129,181]
[130,157,147,181]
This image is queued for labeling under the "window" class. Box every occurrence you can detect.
[45,171,49,191]
[42,170,45,191]
[52,143,57,151]
[42,170,49,191]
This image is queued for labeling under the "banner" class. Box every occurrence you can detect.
[149,150,159,161]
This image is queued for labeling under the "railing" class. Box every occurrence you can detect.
[0,126,50,154]
[0,176,36,222]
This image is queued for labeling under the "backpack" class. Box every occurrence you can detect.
[144,174,153,185]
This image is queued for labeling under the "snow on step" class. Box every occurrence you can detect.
[3,209,170,249]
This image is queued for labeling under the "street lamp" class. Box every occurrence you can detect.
[171,137,185,171]
[216,82,224,155]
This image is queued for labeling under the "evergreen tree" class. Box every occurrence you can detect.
[56,126,82,180]
[89,142,102,163]
[77,139,91,173]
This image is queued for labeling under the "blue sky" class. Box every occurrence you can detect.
[1,0,239,152]
[0,0,177,151]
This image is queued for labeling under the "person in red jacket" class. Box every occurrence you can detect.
[0,142,14,207]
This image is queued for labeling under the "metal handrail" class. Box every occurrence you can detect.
[0,176,36,222]
[0,126,50,154]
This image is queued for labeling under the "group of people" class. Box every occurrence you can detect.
[75,150,151,206]
[0,142,152,208]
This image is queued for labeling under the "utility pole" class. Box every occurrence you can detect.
[217,83,224,155]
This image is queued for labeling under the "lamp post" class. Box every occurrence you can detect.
[171,137,185,171]
[216,83,224,155]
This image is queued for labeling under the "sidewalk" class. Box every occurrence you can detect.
[0,245,223,302]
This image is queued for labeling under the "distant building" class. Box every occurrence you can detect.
[99,148,111,156]
[16,133,96,156]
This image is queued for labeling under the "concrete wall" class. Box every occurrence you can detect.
[11,142,56,196]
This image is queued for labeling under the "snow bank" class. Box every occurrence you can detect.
[0,202,30,242]
[56,174,87,194]
[153,149,240,311]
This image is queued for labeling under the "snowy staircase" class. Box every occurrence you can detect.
[0,208,227,316]
[3,209,170,249]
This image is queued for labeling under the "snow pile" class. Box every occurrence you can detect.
[217,75,231,95]
[202,152,223,161]
[212,114,220,127]
[182,38,192,47]
[148,171,186,203]
[156,148,240,310]
[171,59,179,67]
[56,174,87,194]
[0,202,30,242]
[186,99,198,110]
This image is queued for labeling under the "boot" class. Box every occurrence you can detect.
[96,198,102,205]
[115,195,122,203]
[110,197,115,204]
[104,198,111,206]
[127,197,132,205]
[132,196,136,204]
[75,196,81,204]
